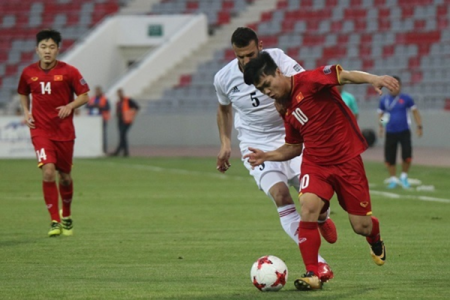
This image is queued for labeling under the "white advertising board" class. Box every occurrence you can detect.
[0,116,103,158]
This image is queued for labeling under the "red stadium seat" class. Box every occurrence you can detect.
[186,1,198,11]
[281,20,295,33]
[260,12,273,22]
[224,49,235,61]
[21,51,35,63]
[401,6,414,18]
[344,8,367,19]
[5,64,17,76]
[408,57,421,69]
[217,11,231,25]
[222,1,234,11]
[362,58,374,69]
[277,0,287,9]
[444,99,450,111]
[382,45,395,58]
[178,74,192,87]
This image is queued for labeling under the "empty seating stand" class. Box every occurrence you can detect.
[0,0,120,107]
[148,0,450,113]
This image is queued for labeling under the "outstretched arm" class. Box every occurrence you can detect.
[339,70,400,95]
[244,143,303,168]
[216,104,233,173]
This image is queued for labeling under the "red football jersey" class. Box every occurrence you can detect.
[284,65,367,165]
[17,61,89,141]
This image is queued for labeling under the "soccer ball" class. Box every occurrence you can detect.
[250,255,288,291]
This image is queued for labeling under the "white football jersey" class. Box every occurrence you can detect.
[214,48,304,152]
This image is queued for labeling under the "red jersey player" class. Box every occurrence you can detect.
[17,29,90,237]
[243,52,399,290]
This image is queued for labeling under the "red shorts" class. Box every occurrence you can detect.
[31,136,74,174]
[299,155,372,216]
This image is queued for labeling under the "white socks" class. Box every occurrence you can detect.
[277,204,300,244]
[400,172,408,180]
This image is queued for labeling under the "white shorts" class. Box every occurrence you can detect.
[242,155,302,195]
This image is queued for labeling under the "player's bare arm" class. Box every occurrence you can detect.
[19,94,35,128]
[244,143,303,168]
[57,92,89,119]
[216,104,233,172]
[412,109,423,137]
[339,69,400,95]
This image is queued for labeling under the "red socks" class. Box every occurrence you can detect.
[60,181,73,217]
[298,221,321,275]
[366,216,381,244]
[43,181,60,222]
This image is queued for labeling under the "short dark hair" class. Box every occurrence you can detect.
[231,27,258,48]
[36,29,62,46]
[243,51,278,86]
[392,75,401,84]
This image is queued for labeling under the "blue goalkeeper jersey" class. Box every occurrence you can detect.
[378,93,415,133]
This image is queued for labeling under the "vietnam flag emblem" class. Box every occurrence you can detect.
[296,92,304,103]
[54,75,63,81]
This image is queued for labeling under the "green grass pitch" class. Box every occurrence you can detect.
[0,157,449,299]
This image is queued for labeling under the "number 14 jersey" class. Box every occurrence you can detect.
[18,61,90,141]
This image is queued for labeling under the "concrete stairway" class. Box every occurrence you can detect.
[134,0,279,108]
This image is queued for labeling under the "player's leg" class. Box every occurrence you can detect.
[335,155,385,266]
[261,173,299,244]
[55,141,75,236]
[32,136,62,236]
[288,158,337,244]
[293,161,334,290]
[399,130,412,188]
[384,132,398,188]
[266,172,334,282]
[103,120,108,153]
[295,192,326,290]
[122,123,131,157]
[348,214,385,266]
[111,121,123,156]
[42,163,62,237]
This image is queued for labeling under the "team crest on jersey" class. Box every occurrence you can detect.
[232,86,240,93]
[31,77,38,81]
[293,64,302,72]
[296,92,304,103]
[80,78,87,85]
[54,75,63,81]
[323,65,332,75]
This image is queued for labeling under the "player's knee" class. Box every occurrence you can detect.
[58,173,72,186]
[351,220,372,236]
[42,166,56,181]
[299,195,323,220]
[268,183,294,207]
[271,191,294,207]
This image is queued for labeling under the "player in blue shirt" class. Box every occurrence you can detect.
[378,76,423,189]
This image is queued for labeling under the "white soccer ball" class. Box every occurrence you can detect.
[250,255,288,291]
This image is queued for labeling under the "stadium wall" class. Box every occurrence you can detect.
[61,14,208,108]
[106,110,450,150]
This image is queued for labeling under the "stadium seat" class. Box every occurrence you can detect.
[0,0,120,95]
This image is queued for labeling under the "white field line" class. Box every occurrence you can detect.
[72,161,450,204]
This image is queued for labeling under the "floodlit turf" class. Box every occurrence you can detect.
[0,157,449,299]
